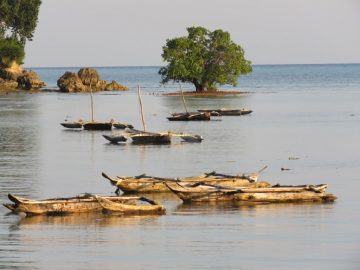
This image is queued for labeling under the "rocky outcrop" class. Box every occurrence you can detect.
[78,68,100,86]
[0,62,45,91]
[0,78,18,90]
[105,80,128,91]
[57,67,128,93]
[17,70,46,90]
[57,72,86,92]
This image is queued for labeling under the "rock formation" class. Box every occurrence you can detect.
[57,67,128,93]
[0,62,46,91]
[57,72,86,92]
[17,70,46,90]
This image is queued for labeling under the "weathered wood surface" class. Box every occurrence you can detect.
[3,194,142,216]
[167,112,211,121]
[198,108,252,116]
[165,183,337,203]
[102,172,269,194]
[95,196,166,215]
[130,133,172,144]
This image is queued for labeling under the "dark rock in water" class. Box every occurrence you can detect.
[57,72,86,92]
[78,68,100,87]
[57,68,128,92]
[17,70,46,90]
[105,80,128,91]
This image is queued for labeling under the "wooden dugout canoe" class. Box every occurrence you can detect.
[165,182,337,203]
[167,112,211,121]
[60,121,83,129]
[3,193,143,216]
[95,196,165,215]
[198,108,252,116]
[102,169,269,194]
[82,121,113,130]
[130,132,172,145]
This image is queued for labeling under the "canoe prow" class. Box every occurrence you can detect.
[101,172,121,186]
[8,193,25,204]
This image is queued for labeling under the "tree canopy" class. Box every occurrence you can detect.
[0,0,41,67]
[159,26,252,92]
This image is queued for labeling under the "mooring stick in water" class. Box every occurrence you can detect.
[137,85,147,132]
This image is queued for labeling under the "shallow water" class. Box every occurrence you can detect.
[1,65,360,269]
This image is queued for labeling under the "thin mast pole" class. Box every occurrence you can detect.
[180,84,188,113]
[137,85,146,132]
[90,82,94,122]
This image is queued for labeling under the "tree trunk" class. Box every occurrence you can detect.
[192,79,205,92]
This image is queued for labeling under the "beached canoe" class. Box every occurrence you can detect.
[165,182,337,203]
[198,108,252,116]
[95,196,165,215]
[167,112,211,121]
[3,193,145,216]
[102,169,269,194]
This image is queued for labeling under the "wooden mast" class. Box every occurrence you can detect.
[90,81,94,122]
[137,85,146,132]
[180,84,188,113]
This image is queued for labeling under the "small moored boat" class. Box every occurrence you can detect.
[82,121,114,130]
[3,193,148,216]
[130,132,172,145]
[102,167,268,194]
[103,134,127,143]
[180,134,204,143]
[113,122,134,129]
[198,108,252,116]
[165,182,337,203]
[95,196,165,215]
[60,120,84,129]
[167,112,211,121]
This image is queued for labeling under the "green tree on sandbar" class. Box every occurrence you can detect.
[0,0,41,67]
[159,26,252,92]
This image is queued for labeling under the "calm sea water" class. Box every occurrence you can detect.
[1,64,360,269]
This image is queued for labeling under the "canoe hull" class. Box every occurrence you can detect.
[60,122,83,129]
[4,194,139,216]
[96,196,165,215]
[131,134,171,145]
[109,177,268,194]
[167,112,211,121]
[83,122,113,130]
[198,109,252,116]
[113,123,134,129]
[103,134,127,143]
[166,183,336,203]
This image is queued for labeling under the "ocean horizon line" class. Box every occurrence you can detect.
[24,62,360,69]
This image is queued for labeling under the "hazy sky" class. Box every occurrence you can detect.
[24,0,360,67]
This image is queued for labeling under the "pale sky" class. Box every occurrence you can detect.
[24,0,360,67]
